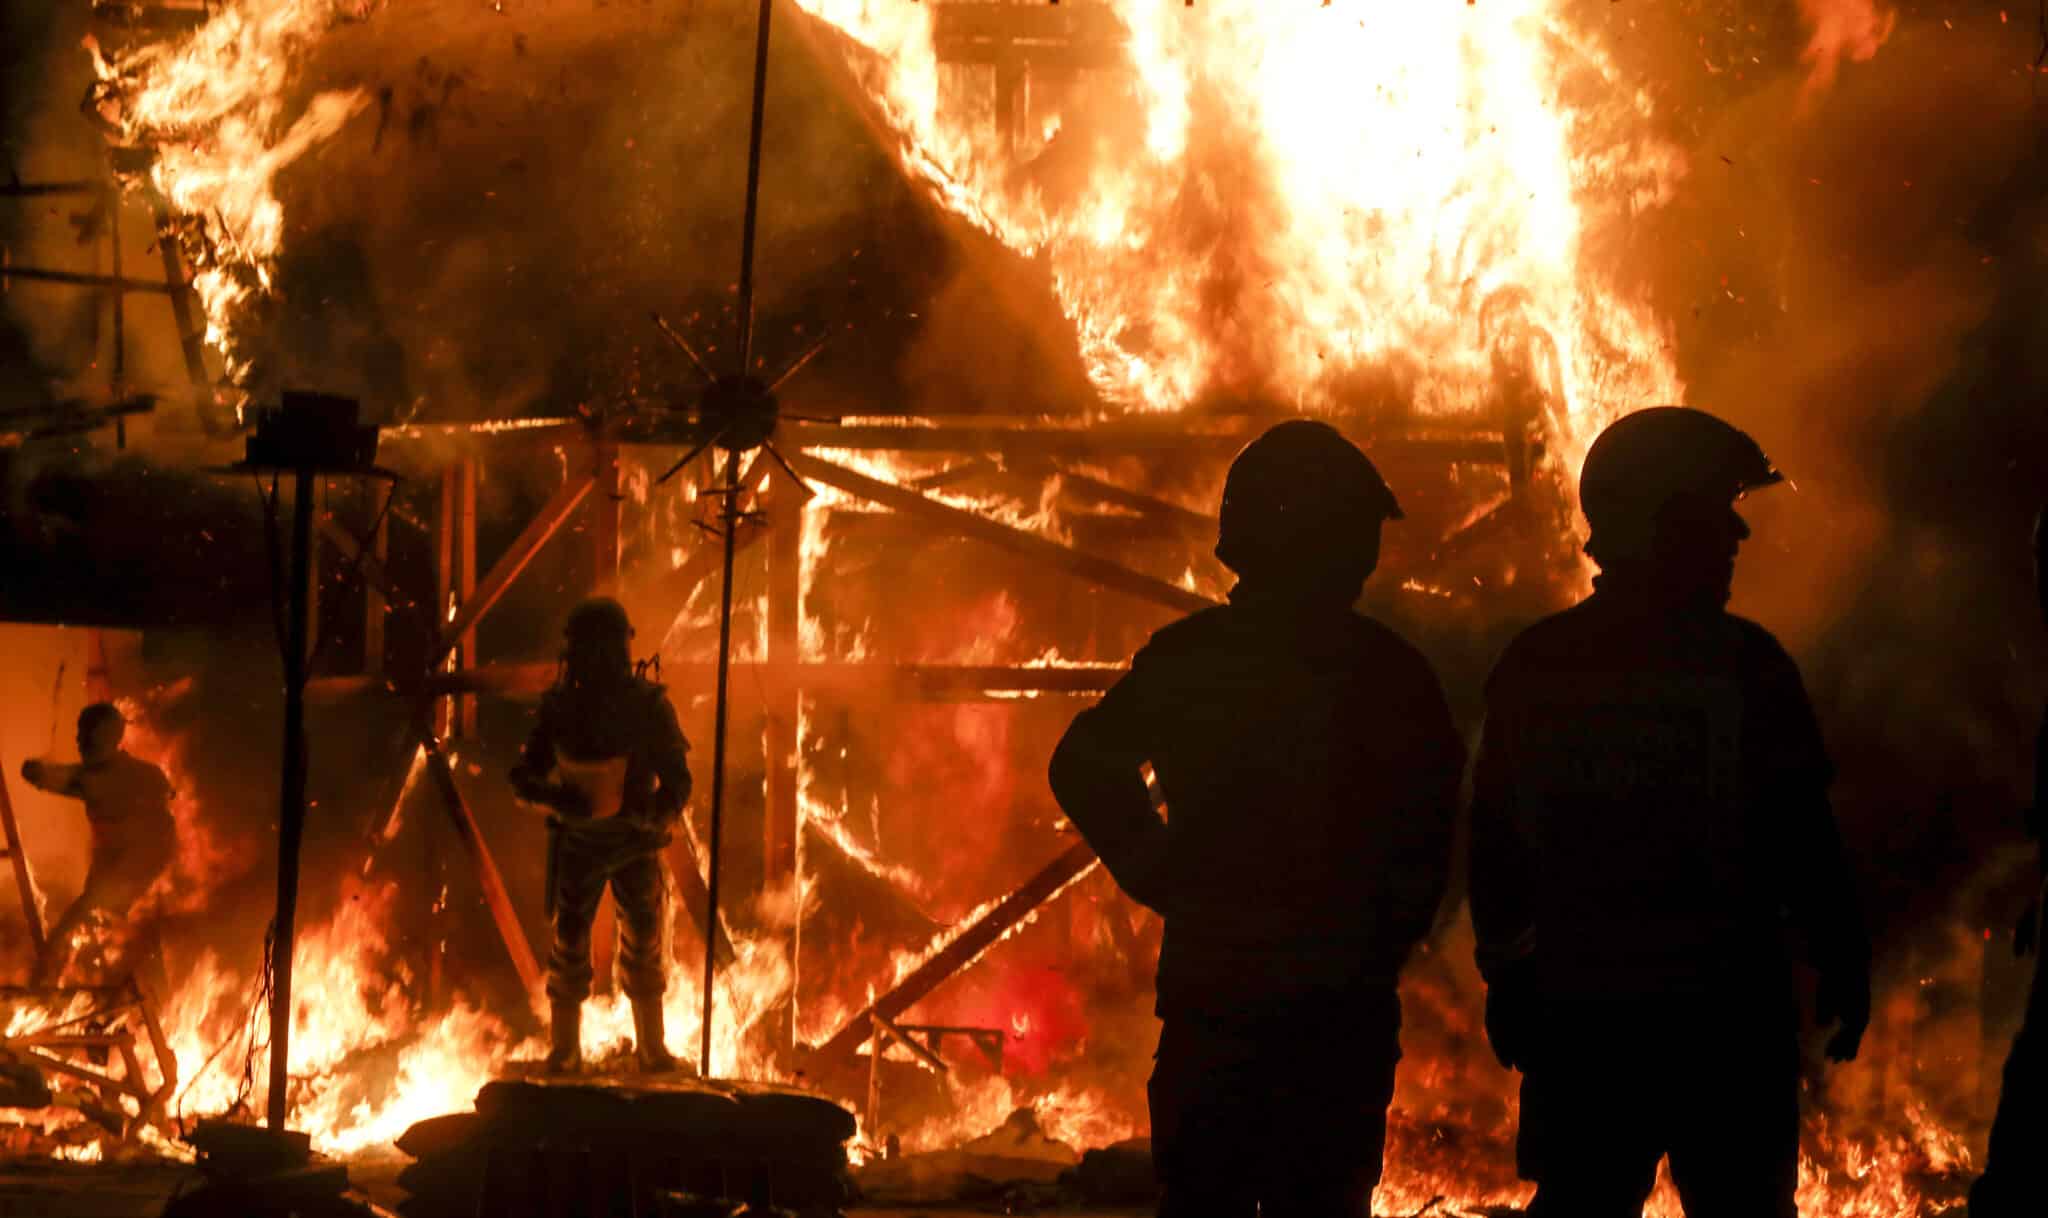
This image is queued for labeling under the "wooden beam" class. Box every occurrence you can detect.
[764,463,806,1053]
[931,1,1129,69]
[146,196,210,390]
[457,459,479,737]
[0,760,46,959]
[871,1012,947,1075]
[1039,464,1215,535]
[421,737,544,998]
[365,494,389,675]
[433,474,596,665]
[815,840,1100,1065]
[783,419,1510,465]
[590,442,621,595]
[0,266,183,294]
[764,465,804,901]
[317,514,414,623]
[308,661,1124,703]
[787,451,1215,616]
[436,467,458,739]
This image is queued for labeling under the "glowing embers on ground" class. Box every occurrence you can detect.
[796,0,1683,474]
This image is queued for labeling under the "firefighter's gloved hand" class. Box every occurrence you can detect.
[1817,963,1870,1063]
[1483,965,1536,1071]
[19,759,42,786]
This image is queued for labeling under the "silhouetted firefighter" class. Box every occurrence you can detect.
[1470,407,1870,1218]
[19,703,176,992]
[1970,505,2048,1218]
[1049,420,1463,1218]
[510,597,691,1074]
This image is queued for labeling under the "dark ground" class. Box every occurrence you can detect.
[0,1157,1154,1217]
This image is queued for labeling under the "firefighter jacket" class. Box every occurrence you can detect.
[511,674,693,836]
[1469,581,1869,999]
[1049,591,1463,1024]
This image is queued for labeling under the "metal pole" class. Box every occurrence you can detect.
[699,0,774,1079]
[735,0,774,370]
[700,451,741,1077]
[267,467,315,1129]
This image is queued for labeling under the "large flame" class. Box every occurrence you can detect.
[796,0,1684,476]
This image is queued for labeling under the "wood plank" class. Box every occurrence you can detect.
[815,841,1100,1065]
[787,452,1214,616]
[421,739,544,998]
[432,474,596,665]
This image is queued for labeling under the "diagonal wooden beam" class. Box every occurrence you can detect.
[421,736,544,998]
[815,839,1100,1065]
[432,474,596,665]
[316,513,419,627]
[1035,463,1216,535]
[786,452,1216,616]
[870,1011,947,1075]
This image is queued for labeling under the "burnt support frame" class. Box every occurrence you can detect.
[329,411,1524,1084]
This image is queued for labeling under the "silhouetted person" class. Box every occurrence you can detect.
[511,598,691,1074]
[1969,505,2048,1218]
[19,703,176,991]
[1049,420,1463,1218]
[1470,407,1870,1218]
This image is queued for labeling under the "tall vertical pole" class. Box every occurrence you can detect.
[435,468,457,739]
[701,452,740,1077]
[702,0,776,1081]
[764,467,802,1053]
[735,0,774,373]
[457,459,478,737]
[268,467,315,1130]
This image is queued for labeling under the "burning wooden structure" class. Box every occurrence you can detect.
[0,1,2021,1215]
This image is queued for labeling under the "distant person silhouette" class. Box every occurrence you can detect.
[1969,505,2048,1218]
[1469,407,1870,1218]
[511,598,692,1074]
[1049,420,1463,1218]
[19,703,176,992]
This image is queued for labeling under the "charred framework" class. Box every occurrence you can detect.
[297,0,1562,1127]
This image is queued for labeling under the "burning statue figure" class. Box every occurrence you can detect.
[18,703,176,992]
[510,598,692,1075]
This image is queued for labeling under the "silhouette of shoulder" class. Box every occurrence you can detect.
[1142,605,1435,681]
[1491,602,1799,683]
[1134,606,1235,663]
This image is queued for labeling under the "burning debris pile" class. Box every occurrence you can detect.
[0,0,2037,1215]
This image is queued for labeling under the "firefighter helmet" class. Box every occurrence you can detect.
[1215,419,1403,577]
[1579,407,1783,564]
[563,597,634,644]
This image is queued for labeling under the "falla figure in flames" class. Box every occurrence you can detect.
[1049,420,1465,1217]
[19,702,177,996]
[510,597,693,1075]
[1469,407,1871,1217]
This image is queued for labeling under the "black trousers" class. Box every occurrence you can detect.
[546,824,669,1005]
[1519,994,1799,1218]
[1149,994,1400,1218]
[1972,934,2048,1217]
